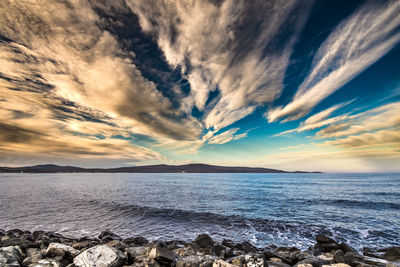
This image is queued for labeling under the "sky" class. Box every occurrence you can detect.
[0,0,399,172]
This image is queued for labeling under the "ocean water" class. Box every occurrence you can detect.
[0,172,399,250]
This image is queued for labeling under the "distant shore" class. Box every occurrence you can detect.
[0,229,398,267]
[0,163,322,174]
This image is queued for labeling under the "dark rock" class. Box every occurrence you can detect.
[241,241,257,253]
[334,250,345,263]
[316,234,336,244]
[212,244,226,258]
[221,239,234,249]
[0,229,5,238]
[381,247,400,261]
[166,241,184,250]
[264,250,293,265]
[6,229,25,237]
[294,256,330,267]
[266,260,292,267]
[27,258,62,267]
[343,252,364,267]
[106,240,126,251]
[148,245,177,265]
[98,230,122,242]
[1,237,35,249]
[194,234,214,249]
[32,230,47,240]
[124,236,149,246]
[339,243,357,254]
[71,240,94,250]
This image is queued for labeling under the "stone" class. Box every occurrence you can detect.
[175,255,217,267]
[382,247,400,262]
[0,229,5,238]
[148,245,176,265]
[73,245,127,267]
[123,236,149,246]
[316,235,337,244]
[339,244,357,254]
[106,240,126,251]
[270,258,283,262]
[322,264,351,267]
[212,244,226,258]
[71,240,95,250]
[294,256,331,267]
[343,252,364,266]
[318,254,334,263]
[0,246,22,267]
[333,250,345,263]
[241,241,257,253]
[6,229,25,237]
[1,237,35,249]
[212,259,234,267]
[194,234,214,249]
[266,261,292,267]
[221,240,235,249]
[264,250,292,265]
[27,258,61,267]
[98,230,122,242]
[46,243,80,258]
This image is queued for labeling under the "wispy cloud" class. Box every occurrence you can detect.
[268,1,400,122]
[127,0,312,130]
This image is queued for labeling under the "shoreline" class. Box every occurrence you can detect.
[1,229,399,267]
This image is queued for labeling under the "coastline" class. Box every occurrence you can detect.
[1,229,399,267]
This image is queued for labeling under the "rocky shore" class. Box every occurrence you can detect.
[0,229,399,267]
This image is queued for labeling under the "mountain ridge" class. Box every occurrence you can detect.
[0,163,321,173]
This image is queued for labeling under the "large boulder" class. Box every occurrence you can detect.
[124,236,149,246]
[148,245,177,265]
[380,247,400,262]
[73,245,127,267]
[194,234,215,249]
[0,246,22,267]
[315,235,340,253]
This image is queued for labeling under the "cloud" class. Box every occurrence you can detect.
[268,1,400,122]
[127,0,312,130]
[206,128,247,145]
[0,0,205,163]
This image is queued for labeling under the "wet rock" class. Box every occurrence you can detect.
[106,240,126,251]
[148,245,177,265]
[124,236,149,247]
[212,244,227,258]
[125,246,147,264]
[264,250,292,265]
[1,237,35,249]
[315,235,340,253]
[316,235,336,244]
[318,254,334,263]
[195,234,215,249]
[0,246,22,267]
[71,240,95,251]
[22,248,45,267]
[0,229,5,238]
[222,240,235,249]
[46,243,80,258]
[73,245,127,267]
[6,229,25,237]
[241,242,257,254]
[98,230,122,242]
[339,244,357,254]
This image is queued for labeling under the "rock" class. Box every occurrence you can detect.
[0,246,22,267]
[221,240,235,249]
[27,258,61,267]
[270,258,283,262]
[194,234,214,249]
[294,256,331,267]
[71,240,95,250]
[46,243,80,258]
[212,244,226,258]
[148,245,177,265]
[0,229,5,238]
[73,245,127,267]
[106,240,126,251]
[1,237,35,249]
[241,241,257,254]
[175,255,217,267]
[266,261,292,267]
[125,246,147,264]
[123,236,149,246]
[386,263,400,267]
[98,230,122,242]
[316,235,337,244]
[334,250,345,263]
[212,259,234,267]
[343,252,364,266]
[264,250,292,265]
[381,247,400,262]
[22,249,44,267]
[6,229,25,237]
[322,264,351,267]
[318,254,334,263]
[339,244,357,254]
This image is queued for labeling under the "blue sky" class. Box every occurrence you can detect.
[0,0,399,172]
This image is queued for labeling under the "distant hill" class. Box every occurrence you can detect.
[0,163,320,173]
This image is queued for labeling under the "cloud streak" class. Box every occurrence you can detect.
[268,1,400,122]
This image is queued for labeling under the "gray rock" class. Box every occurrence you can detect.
[316,235,336,244]
[212,259,234,267]
[98,231,122,242]
[148,245,177,265]
[334,250,345,263]
[221,240,234,249]
[343,252,364,266]
[123,236,149,247]
[194,234,214,249]
[0,246,22,267]
[27,258,61,267]
[175,255,217,267]
[1,237,35,249]
[73,245,127,267]
[294,256,331,267]
[266,260,292,267]
[381,247,400,262]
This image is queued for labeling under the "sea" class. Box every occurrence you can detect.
[0,172,399,250]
